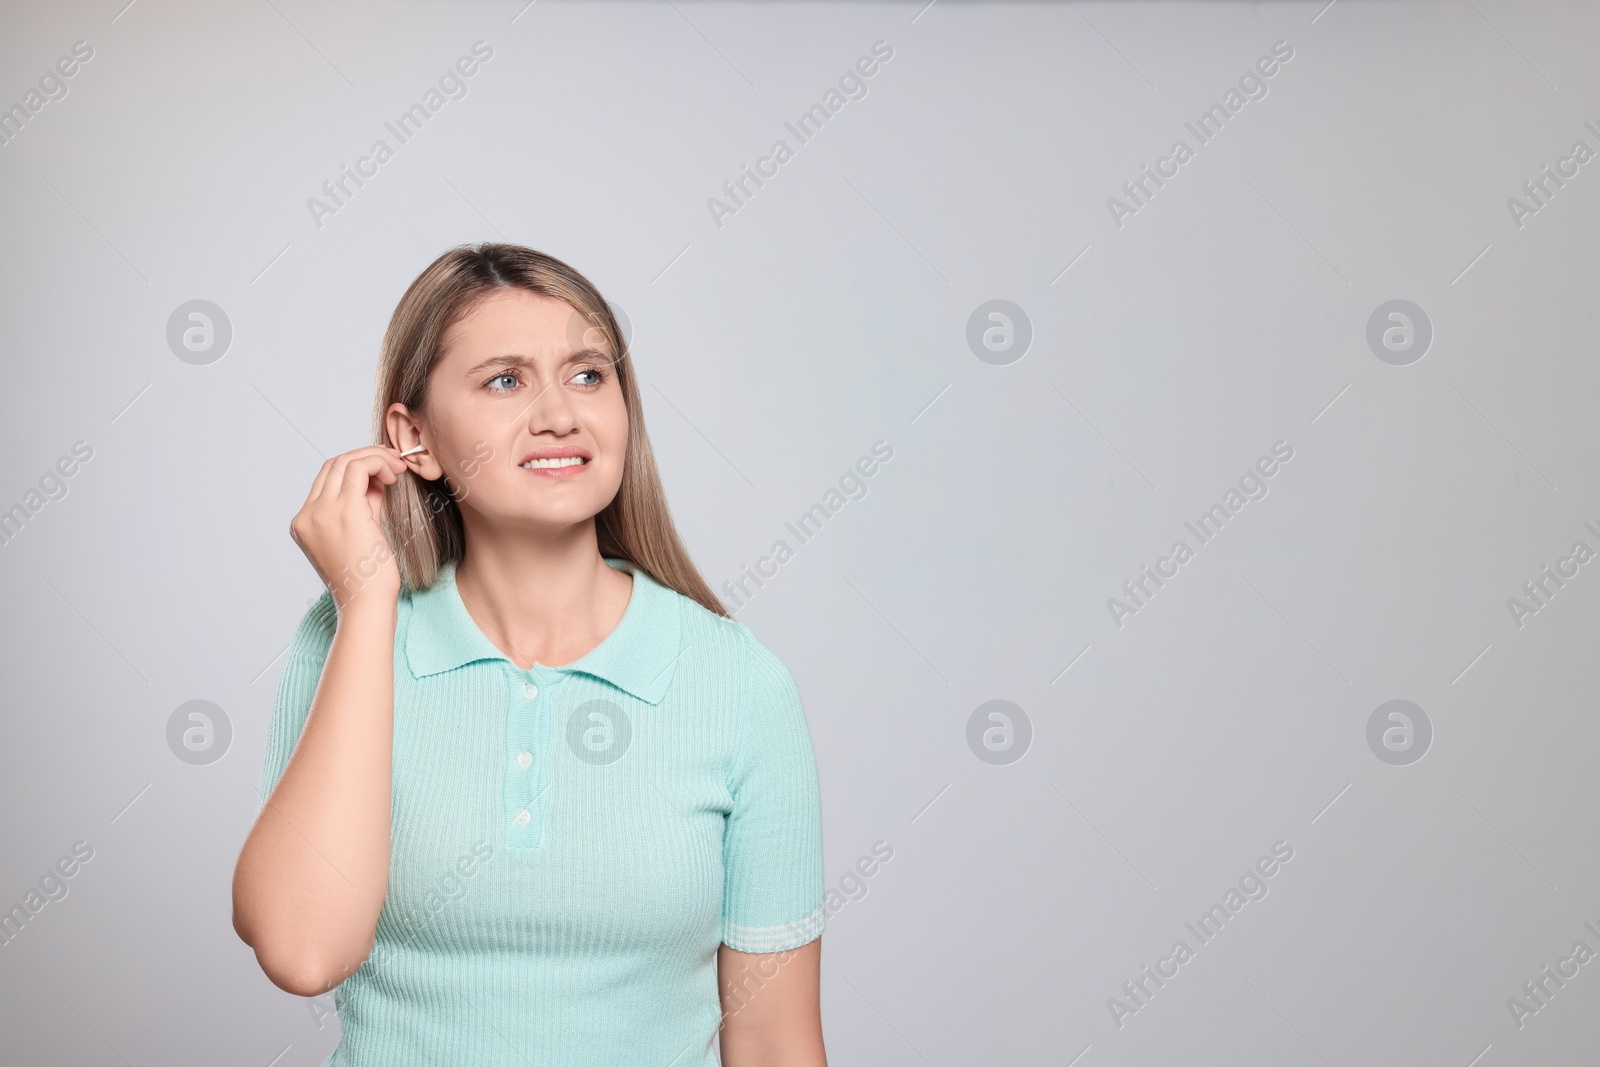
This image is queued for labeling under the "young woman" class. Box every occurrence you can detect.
[232,243,828,1066]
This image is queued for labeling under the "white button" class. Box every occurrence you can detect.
[517,751,532,769]
[513,808,530,826]
[522,683,538,700]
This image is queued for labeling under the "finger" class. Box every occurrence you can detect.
[362,443,408,470]
[304,457,336,506]
[332,452,398,509]
[369,453,400,485]
[373,444,410,478]
[371,447,407,483]
[389,444,424,474]
[314,452,356,508]
[319,448,392,505]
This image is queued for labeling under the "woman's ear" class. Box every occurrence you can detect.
[386,403,443,480]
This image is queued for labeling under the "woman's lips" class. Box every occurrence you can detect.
[518,456,590,478]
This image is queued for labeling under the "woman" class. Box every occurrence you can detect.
[232,243,828,1066]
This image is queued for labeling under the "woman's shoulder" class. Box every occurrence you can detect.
[654,574,758,652]
[659,581,800,694]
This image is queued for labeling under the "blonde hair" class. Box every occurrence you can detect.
[369,241,729,618]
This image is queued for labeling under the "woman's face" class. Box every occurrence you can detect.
[390,288,628,534]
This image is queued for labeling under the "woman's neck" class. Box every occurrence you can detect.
[451,523,634,670]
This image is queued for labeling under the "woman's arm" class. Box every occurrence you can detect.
[718,939,827,1066]
[231,447,407,996]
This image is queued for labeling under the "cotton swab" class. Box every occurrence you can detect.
[398,444,428,457]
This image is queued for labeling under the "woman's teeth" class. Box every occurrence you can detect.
[522,456,586,469]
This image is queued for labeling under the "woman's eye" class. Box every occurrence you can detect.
[487,373,519,392]
[573,368,603,387]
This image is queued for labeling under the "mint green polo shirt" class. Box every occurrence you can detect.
[258,557,825,1066]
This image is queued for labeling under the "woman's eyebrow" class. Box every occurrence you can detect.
[463,348,612,375]
[464,353,534,374]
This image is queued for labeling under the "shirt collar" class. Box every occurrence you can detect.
[404,557,683,704]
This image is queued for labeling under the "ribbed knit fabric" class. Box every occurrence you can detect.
[258,557,825,1066]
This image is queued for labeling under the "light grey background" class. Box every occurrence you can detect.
[2,1,1597,1064]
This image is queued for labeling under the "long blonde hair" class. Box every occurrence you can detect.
[370,241,728,618]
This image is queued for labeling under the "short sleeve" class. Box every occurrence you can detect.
[258,589,338,813]
[721,630,826,953]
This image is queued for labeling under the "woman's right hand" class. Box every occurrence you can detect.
[241,443,407,995]
[289,445,409,612]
